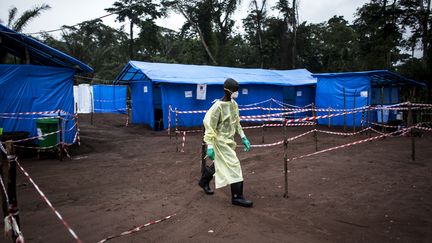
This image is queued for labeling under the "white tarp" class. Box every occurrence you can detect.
[73,84,93,113]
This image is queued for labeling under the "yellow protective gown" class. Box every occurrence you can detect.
[203,100,245,189]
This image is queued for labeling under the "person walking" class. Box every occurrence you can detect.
[198,78,253,207]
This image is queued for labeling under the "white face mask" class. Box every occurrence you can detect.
[231,91,239,99]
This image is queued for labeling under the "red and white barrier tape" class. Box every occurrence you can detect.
[370,122,400,128]
[288,127,412,162]
[287,130,316,142]
[93,98,127,103]
[93,108,128,112]
[8,130,60,144]
[98,214,176,243]
[315,127,371,136]
[0,110,58,116]
[417,126,432,132]
[16,159,82,243]
[238,98,272,107]
[411,103,432,107]
[250,140,284,148]
[0,173,9,205]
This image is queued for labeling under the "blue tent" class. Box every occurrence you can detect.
[0,24,93,144]
[313,70,426,127]
[115,61,316,130]
[93,85,127,114]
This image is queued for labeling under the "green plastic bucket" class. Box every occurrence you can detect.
[36,118,59,148]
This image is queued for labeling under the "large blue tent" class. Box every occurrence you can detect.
[92,85,127,114]
[0,24,93,144]
[313,70,426,127]
[115,61,316,130]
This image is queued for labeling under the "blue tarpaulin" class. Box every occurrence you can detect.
[115,61,317,129]
[93,85,127,114]
[0,65,76,143]
[313,70,425,127]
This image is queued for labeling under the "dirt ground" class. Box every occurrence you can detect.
[5,114,432,243]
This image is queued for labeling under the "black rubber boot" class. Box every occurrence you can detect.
[198,164,215,195]
[231,181,253,207]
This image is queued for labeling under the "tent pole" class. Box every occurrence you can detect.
[283,118,289,198]
[328,107,331,128]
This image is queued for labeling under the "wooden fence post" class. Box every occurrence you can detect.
[407,102,415,161]
[6,141,20,242]
[283,118,289,198]
[312,103,318,151]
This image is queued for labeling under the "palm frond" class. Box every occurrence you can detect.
[12,4,51,32]
[7,7,18,27]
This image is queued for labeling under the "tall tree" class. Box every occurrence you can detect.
[399,0,431,66]
[353,0,402,69]
[244,0,267,67]
[105,0,163,60]
[165,0,218,64]
[3,4,51,32]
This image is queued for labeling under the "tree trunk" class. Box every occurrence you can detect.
[130,21,134,60]
[292,0,297,69]
[419,0,431,66]
[176,4,218,65]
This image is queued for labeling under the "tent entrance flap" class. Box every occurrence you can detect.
[283,87,296,106]
[153,84,163,130]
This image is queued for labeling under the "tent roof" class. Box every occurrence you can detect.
[312,70,426,87]
[115,61,316,86]
[0,24,93,73]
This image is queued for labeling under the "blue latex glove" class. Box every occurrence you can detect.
[242,137,251,152]
[207,148,215,160]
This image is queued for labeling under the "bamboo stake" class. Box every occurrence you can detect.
[58,112,64,161]
[175,109,179,152]
[283,118,289,198]
[408,102,415,161]
[261,107,265,143]
[312,103,318,151]
[381,85,385,132]
[201,126,206,174]
[6,141,20,242]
